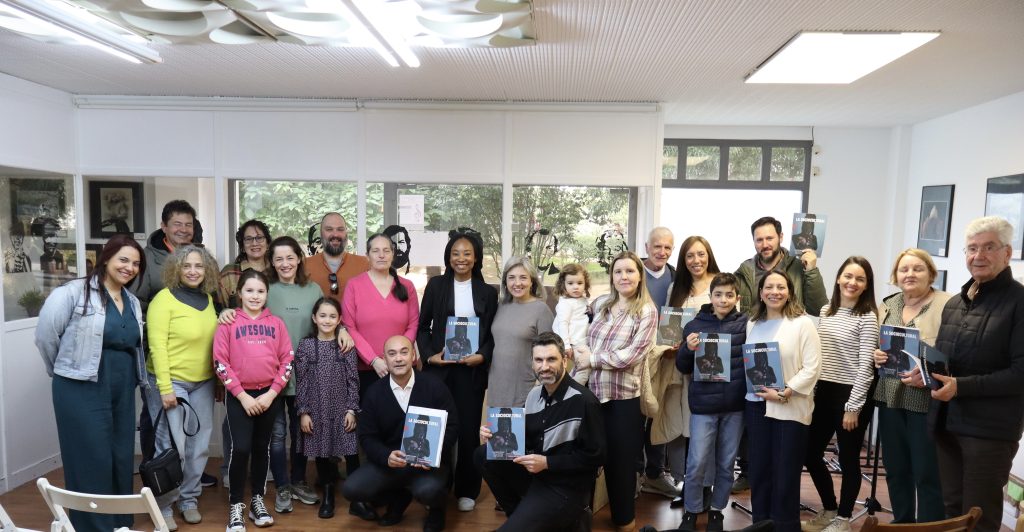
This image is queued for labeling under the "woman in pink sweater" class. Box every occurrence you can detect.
[213,269,294,532]
[341,233,420,396]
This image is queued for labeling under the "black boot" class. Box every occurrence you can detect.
[318,483,336,518]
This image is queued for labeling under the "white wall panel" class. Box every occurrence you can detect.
[78,109,215,175]
[0,74,75,174]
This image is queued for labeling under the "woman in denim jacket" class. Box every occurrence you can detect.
[35,234,147,532]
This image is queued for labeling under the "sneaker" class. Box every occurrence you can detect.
[801,509,838,532]
[457,497,475,512]
[226,502,245,532]
[290,481,320,505]
[274,485,294,514]
[640,472,681,498]
[679,511,698,532]
[820,517,851,532]
[248,495,274,527]
[707,510,725,532]
[730,474,750,493]
[181,507,202,524]
[163,513,178,532]
[201,472,218,488]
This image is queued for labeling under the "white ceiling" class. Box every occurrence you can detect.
[1,0,1023,126]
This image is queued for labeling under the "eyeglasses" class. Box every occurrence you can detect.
[328,273,338,294]
[243,236,266,244]
[963,243,1006,256]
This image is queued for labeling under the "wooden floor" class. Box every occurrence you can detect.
[2,458,902,531]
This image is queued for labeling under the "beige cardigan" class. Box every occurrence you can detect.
[878,289,952,344]
[642,343,690,445]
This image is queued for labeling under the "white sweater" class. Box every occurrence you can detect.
[745,315,822,425]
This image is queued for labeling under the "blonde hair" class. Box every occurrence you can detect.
[597,251,654,319]
[163,245,220,293]
[499,255,546,303]
[889,248,937,285]
[555,263,591,298]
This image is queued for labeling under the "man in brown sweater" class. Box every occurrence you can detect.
[304,212,369,300]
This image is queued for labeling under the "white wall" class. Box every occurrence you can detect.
[0,73,76,493]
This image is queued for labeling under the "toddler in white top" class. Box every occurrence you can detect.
[552,264,593,385]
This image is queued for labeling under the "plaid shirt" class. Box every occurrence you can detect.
[585,299,657,402]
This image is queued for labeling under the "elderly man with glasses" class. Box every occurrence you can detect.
[930,216,1024,532]
[304,212,369,300]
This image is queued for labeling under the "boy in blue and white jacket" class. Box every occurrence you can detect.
[675,272,748,531]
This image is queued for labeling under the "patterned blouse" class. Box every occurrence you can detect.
[872,293,933,414]
[584,296,657,403]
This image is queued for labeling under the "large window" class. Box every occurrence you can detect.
[512,185,635,297]
[1,174,78,321]
[662,139,810,190]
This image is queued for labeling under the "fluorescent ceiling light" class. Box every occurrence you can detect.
[348,0,419,68]
[746,31,939,84]
[0,0,161,63]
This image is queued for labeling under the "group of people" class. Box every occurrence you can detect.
[32,197,1024,532]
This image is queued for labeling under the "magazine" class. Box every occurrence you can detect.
[878,325,920,378]
[657,307,697,346]
[790,213,827,257]
[742,341,784,393]
[400,406,447,468]
[919,342,950,390]
[443,316,480,361]
[485,407,526,460]
[694,332,730,382]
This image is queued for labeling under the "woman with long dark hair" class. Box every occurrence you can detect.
[418,231,498,513]
[668,235,721,310]
[36,234,147,531]
[803,257,879,532]
[217,219,271,309]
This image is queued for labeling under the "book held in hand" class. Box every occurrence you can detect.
[657,307,697,346]
[486,407,525,460]
[742,341,784,393]
[443,316,480,361]
[878,325,920,378]
[694,332,730,382]
[919,342,949,390]
[790,213,827,258]
[401,406,447,468]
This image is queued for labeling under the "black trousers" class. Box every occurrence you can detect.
[804,381,872,517]
[475,446,589,532]
[442,365,485,499]
[342,461,449,513]
[643,417,667,478]
[746,401,808,532]
[225,388,284,504]
[603,398,643,526]
[934,428,1018,532]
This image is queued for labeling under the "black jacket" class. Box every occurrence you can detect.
[932,267,1024,441]
[521,376,605,490]
[358,370,459,468]
[677,305,749,414]
[417,274,498,389]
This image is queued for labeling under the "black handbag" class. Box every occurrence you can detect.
[138,398,198,496]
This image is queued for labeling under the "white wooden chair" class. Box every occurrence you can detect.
[0,502,43,532]
[35,478,168,532]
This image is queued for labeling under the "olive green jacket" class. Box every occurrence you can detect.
[734,250,828,317]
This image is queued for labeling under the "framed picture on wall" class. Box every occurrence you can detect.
[985,174,1024,259]
[9,178,67,230]
[932,270,947,291]
[917,185,955,257]
[88,181,145,239]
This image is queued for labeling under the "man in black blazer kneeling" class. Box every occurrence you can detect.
[342,335,458,532]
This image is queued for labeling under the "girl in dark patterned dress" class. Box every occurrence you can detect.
[295,297,361,519]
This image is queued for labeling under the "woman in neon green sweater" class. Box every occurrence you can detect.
[143,244,220,529]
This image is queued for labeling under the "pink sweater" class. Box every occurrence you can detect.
[213,308,295,397]
[341,272,420,368]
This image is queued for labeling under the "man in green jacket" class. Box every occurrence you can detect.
[734,216,827,318]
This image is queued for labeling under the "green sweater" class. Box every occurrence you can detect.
[145,288,217,394]
[268,281,324,395]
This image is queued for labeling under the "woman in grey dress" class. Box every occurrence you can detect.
[487,256,554,408]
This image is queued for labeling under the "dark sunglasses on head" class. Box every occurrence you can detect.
[328,273,338,294]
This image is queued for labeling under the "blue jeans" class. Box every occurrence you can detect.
[270,395,307,486]
[684,411,743,513]
[144,375,214,515]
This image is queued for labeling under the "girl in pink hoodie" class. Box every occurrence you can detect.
[214,269,294,532]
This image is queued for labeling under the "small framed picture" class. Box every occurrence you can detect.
[917,185,955,257]
[932,270,947,291]
[985,174,1024,259]
[88,181,145,239]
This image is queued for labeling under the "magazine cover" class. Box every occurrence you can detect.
[742,341,784,393]
[657,307,697,346]
[694,332,730,382]
[485,407,526,460]
[878,325,920,378]
[919,342,950,390]
[443,316,480,361]
[790,213,828,257]
[400,406,447,468]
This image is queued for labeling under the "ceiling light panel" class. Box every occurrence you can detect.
[746,31,940,84]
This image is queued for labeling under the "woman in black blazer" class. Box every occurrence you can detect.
[417,230,498,512]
